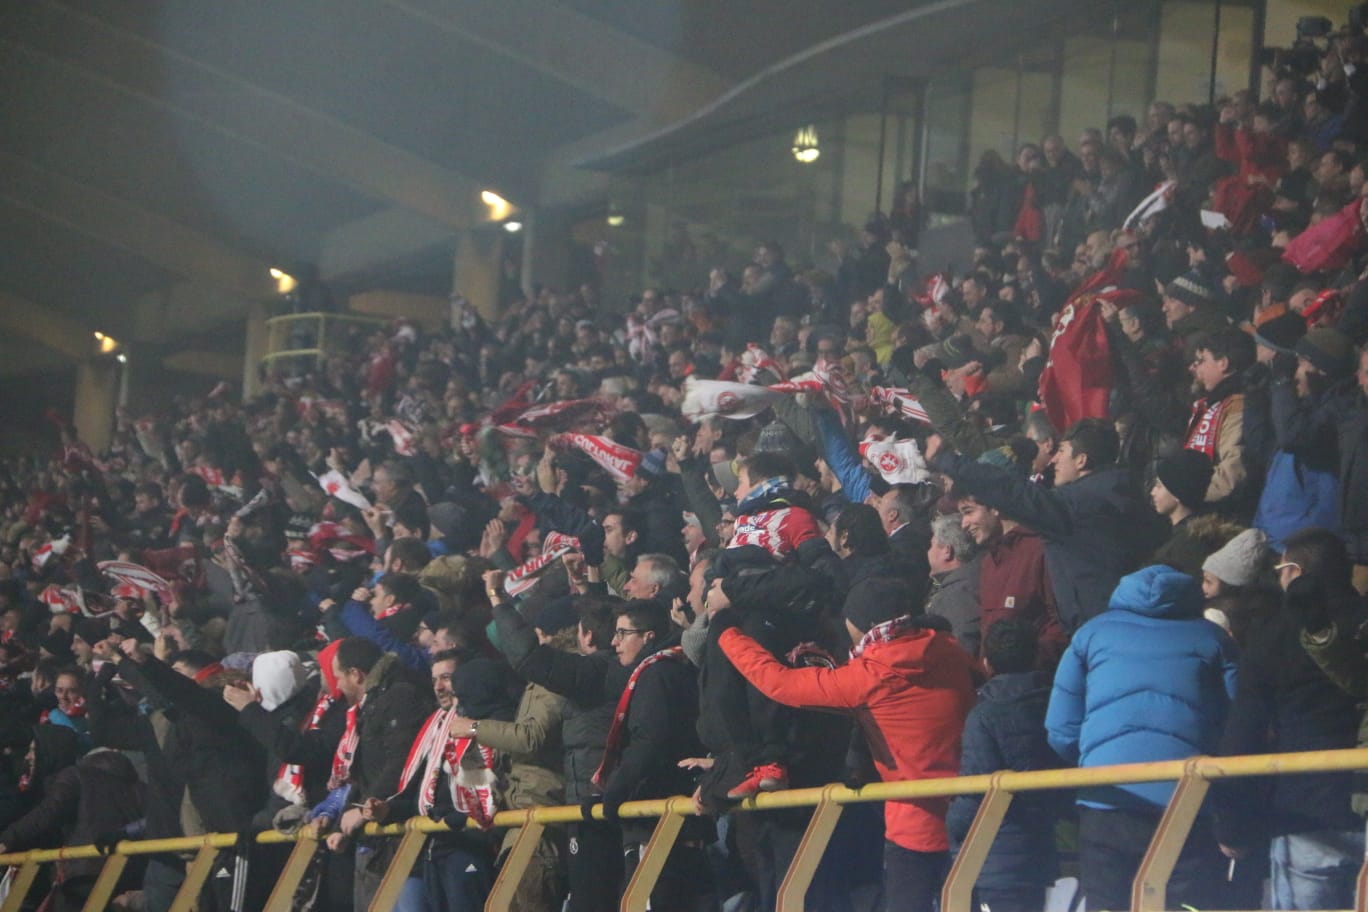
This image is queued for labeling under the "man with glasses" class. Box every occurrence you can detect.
[595,600,712,911]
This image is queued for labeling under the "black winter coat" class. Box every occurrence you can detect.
[1339,396,1368,563]
[351,654,432,803]
[116,656,266,834]
[946,672,1063,890]
[600,637,707,842]
[1217,588,1368,842]
[0,748,144,881]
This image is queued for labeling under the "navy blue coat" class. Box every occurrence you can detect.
[947,671,1064,890]
[1045,565,1238,810]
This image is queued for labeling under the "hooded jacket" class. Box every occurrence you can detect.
[1046,565,1238,810]
[719,622,976,852]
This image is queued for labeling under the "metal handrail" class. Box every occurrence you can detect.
[261,311,389,366]
[3,747,1367,912]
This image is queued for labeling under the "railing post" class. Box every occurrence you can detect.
[368,819,429,912]
[168,838,223,912]
[776,784,846,912]
[1132,757,1211,912]
[0,859,41,912]
[620,798,689,912]
[263,830,319,912]
[485,811,546,912]
[80,851,129,912]
[942,773,1014,912]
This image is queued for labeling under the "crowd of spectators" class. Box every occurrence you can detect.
[7,12,1368,912]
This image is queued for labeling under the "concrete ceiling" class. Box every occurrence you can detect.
[0,0,1089,376]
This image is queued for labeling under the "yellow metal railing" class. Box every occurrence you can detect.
[4,747,1368,912]
[262,312,389,366]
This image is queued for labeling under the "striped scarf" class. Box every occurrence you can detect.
[274,690,336,805]
[851,615,918,658]
[591,646,685,790]
[394,708,499,829]
[328,697,364,790]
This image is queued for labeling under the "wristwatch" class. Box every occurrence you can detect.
[469,720,480,737]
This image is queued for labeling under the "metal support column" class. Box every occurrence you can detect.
[776,784,846,912]
[620,798,688,912]
[942,774,1015,912]
[1132,758,1211,912]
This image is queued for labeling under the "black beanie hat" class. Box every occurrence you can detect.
[1155,449,1214,510]
[843,577,916,634]
[1252,311,1306,354]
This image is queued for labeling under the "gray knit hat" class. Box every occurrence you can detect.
[1201,528,1269,587]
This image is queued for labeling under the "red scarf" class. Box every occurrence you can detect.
[591,646,685,790]
[394,709,499,829]
[274,690,336,805]
[1185,396,1229,458]
[328,697,364,789]
[374,602,408,621]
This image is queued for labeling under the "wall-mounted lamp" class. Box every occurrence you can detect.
[792,125,820,163]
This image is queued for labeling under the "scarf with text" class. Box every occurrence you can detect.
[394,708,499,828]
[1184,396,1230,458]
[591,646,686,791]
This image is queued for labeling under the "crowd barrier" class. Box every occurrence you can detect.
[4,747,1368,912]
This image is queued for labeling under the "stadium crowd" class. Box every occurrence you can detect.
[7,12,1368,912]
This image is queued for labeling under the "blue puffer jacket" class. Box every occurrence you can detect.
[947,671,1064,890]
[1045,565,1238,810]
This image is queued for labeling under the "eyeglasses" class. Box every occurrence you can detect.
[612,628,644,640]
[1273,561,1302,573]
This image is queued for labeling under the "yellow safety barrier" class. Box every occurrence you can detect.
[3,747,1368,912]
[262,312,389,366]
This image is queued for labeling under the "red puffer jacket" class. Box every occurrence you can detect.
[719,624,976,851]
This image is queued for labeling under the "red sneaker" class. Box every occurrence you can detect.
[726,762,789,800]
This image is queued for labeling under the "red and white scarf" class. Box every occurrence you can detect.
[504,531,581,598]
[1185,396,1229,459]
[275,690,336,805]
[591,646,686,790]
[553,434,643,483]
[328,697,364,789]
[394,709,499,829]
[851,615,918,658]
